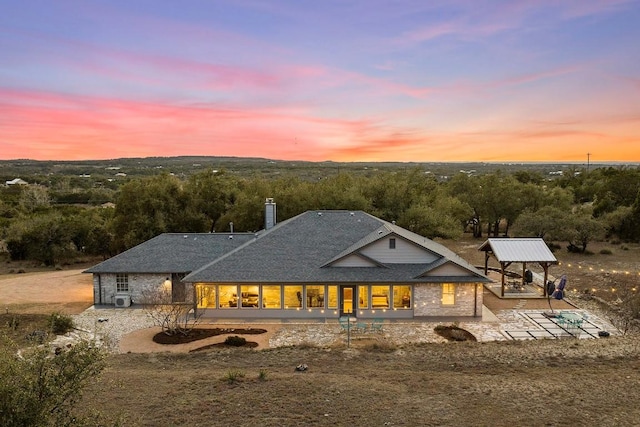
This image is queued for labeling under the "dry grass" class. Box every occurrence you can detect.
[75,338,640,426]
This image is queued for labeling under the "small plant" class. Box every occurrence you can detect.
[224,369,245,384]
[49,312,74,335]
[224,335,247,347]
[7,316,20,331]
[258,369,268,381]
[362,340,397,353]
[599,248,613,255]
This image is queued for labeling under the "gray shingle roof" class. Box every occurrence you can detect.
[478,238,558,263]
[84,233,255,274]
[184,210,488,283]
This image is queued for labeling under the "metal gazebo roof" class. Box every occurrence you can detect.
[479,238,558,297]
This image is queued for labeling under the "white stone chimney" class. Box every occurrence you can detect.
[265,198,276,230]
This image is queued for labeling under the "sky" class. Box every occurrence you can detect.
[1,1,639,163]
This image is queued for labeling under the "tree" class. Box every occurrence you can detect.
[18,185,51,213]
[0,338,108,426]
[111,174,208,251]
[140,281,202,336]
[5,212,74,265]
[557,207,606,253]
[512,206,571,240]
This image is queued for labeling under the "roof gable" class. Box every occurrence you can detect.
[184,210,489,283]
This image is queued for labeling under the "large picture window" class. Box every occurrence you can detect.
[371,285,390,308]
[262,285,281,308]
[442,283,455,305]
[284,285,303,309]
[239,285,259,308]
[393,285,411,309]
[306,285,325,308]
[196,284,216,308]
[327,285,338,309]
[358,285,369,308]
[116,274,128,293]
[219,285,238,308]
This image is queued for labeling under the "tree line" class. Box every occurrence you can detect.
[2,166,640,266]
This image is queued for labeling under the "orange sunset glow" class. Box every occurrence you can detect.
[1,1,639,163]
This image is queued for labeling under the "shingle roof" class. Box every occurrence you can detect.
[478,238,557,263]
[184,210,488,283]
[84,233,255,274]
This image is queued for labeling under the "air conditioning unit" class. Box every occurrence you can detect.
[114,294,131,308]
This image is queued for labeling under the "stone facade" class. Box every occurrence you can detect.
[413,282,483,317]
[93,273,194,305]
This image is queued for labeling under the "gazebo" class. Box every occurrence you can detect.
[479,238,558,297]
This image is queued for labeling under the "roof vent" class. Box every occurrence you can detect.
[228,235,233,240]
[350,212,355,216]
[378,230,383,234]
[392,221,396,225]
[318,212,323,216]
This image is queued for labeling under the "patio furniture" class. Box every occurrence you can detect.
[355,322,369,333]
[370,318,384,333]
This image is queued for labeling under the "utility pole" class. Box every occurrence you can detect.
[587,152,591,173]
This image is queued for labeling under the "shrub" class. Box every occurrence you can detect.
[224,369,245,383]
[258,369,268,381]
[49,312,73,335]
[224,335,247,347]
[599,248,613,255]
[362,340,397,353]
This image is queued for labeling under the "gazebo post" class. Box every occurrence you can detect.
[542,263,550,297]
[522,262,527,287]
[500,262,506,297]
[484,252,490,275]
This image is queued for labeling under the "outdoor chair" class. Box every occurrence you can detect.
[339,318,350,333]
[370,318,384,333]
[355,322,369,333]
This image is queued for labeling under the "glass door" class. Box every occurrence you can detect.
[340,285,356,316]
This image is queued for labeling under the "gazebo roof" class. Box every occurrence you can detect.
[478,238,557,263]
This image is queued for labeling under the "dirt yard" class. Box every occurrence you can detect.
[0,267,94,314]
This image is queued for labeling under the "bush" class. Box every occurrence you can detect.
[49,312,73,335]
[599,248,613,255]
[224,335,247,347]
[0,339,107,426]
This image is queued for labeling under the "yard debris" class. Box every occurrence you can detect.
[295,363,308,372]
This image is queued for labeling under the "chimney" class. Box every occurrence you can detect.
[264,198,276,230]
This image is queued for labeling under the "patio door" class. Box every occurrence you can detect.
[340,285,356,317]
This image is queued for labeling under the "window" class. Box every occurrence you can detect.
[389,238,396,249]
[219,285,238,308]
[116,274,128,293]
[262,285,281,308]
[196,284,216,308]
[327,285,338,309]
[371,285,390,308]
[239,285,259,308]
[358,285,369,308]
[442,283,455,305]
[283,285,303,309]
[393,285,411,309]
[306,285,325,308]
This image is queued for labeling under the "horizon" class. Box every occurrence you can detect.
[2,1,639,162]
[2,154,637,167]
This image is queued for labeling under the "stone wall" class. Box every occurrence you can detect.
[93,273,194,305]
[413,282,483,317]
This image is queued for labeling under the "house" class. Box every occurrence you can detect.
[85,203,490,320]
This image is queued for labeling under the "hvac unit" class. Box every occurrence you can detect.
[114,294,131,308]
